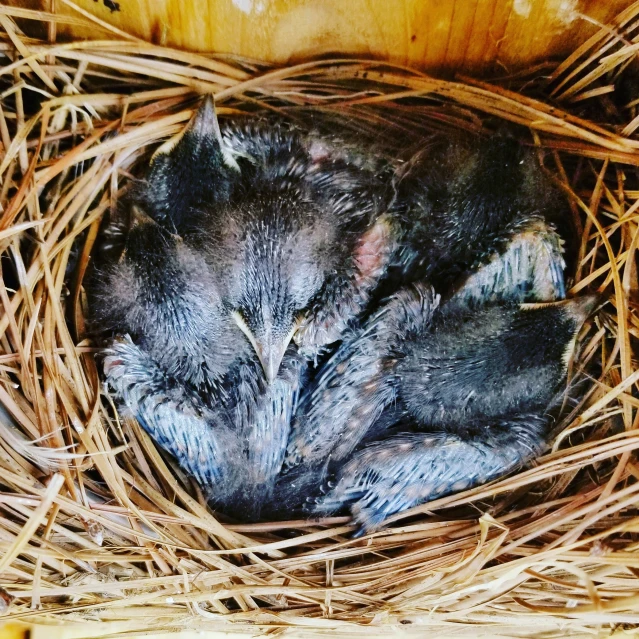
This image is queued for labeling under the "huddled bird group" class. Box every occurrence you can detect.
[92,97,595,535]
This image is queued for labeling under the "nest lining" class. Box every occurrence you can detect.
[0,2,637,637]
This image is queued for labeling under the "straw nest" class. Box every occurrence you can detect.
[0,3,638,638]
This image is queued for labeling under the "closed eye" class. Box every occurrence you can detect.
[231,309,260,355]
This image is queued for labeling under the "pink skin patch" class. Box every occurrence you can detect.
[353,218,393,289]
[307,140,332,163]
[295,218,395,355]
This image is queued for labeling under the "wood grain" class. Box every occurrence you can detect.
[8,0,636,72]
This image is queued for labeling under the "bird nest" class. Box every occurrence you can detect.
[0,3,638,638]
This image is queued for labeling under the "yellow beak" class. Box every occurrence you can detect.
[231,311,300,383]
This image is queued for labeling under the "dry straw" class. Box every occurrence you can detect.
[0,2,637,637]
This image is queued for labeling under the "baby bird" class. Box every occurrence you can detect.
[391,134,568,297]
[140,97,397,369]
[284,135,568,471]
[93,98,396,511]
[312,294,597,534]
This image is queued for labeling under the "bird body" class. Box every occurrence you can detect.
[307,296,596,534]
[93,98,397,513]
[397,298,587,426]
[389,135,567,294]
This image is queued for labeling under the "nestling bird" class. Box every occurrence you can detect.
[284,134,569,471]
[391,133,569,297]
[92,97,397,512]
[274,279,596,531]
[310,294,596,534]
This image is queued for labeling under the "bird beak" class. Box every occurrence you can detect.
[232,312,300,383]
[253,337,288,384]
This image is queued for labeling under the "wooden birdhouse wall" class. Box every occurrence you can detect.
[7,0,638,74]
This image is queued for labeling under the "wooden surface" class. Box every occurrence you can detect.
[2,623,639,639]
[9,0,637,73]
[0,625,256,639]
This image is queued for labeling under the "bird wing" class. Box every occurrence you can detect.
[451,217,566,305]
[104,337,241,504]
[284,283,438,469]
[316,414,548,536]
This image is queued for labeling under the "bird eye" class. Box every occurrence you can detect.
[231,308,259,349]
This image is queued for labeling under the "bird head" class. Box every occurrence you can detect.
[132,96,387,383]
[213,193,339,382]
[92,206,245,386]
